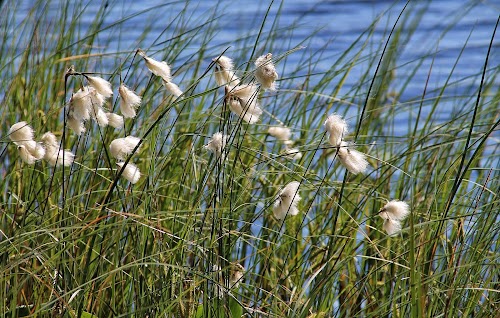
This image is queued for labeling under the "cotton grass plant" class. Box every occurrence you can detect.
[1,1,499,317]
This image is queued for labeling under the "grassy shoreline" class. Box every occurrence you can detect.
[1,1,499,317]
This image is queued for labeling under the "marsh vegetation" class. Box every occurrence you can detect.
[1,1,499,317]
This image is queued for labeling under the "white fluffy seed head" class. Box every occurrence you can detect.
[116,162,141,184]
[86,75,113,98]
[337,142,368,174]
[70,86,105,127]
[213,56,239,86]
[226,85,262,124]
[205,132,228,157]
[9,122,34,143]
[214,55,234,70]
[255,53,278,91]
[109,136,141,160]
[268,126,291,142]
[30,141,46,160]
[70,88,92,121]
[273,181,301,220]
[17,145,37,164]
[41,132,74,166]
[41,132,59,148]
[273,199,300,220]
[20,140,45,161]
[379,200,410,221]
[378,211,390,220]
[106,113,124,129]
[138,50,172,82]
[75,86,108,127]
[227,97,261,124]
[324,114,348,147]
[383,219,402,236]
[60,150,75,166]
[67,114,86,135]
[215,69,238,86]
[92,107,109,127]
[162,80,183,97]
[89,87,105,109]
[229,84,258,101]
[44,147,75,167]
[119,84,141,118]
[233,85,261,114]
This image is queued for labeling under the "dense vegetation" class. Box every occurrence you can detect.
[1,1,499,317]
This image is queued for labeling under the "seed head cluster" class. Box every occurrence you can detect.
[6,47,415,306]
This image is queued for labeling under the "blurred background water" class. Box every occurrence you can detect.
[6,0,500,161]
[11,0,499,112]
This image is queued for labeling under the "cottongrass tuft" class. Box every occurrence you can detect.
[137,50,182,96]
[204,132,228,159]
[162,80,183,97]
[119,84,141,118]
[9,122,34,143]
[138,49,172,82]
[213,55,239,86]
[65,70,117,135]
[92,107,109,127]
[9,122,45,164]
[273,181,301,220]
[382,218,402,236]
[17,144,44,164]
[106,113,124,129]
[116,162,141,184]
[88,86,106,108]
[379,200,410,221]
[23,140,46,160]
[325,113,348,147]
[225,84,262,124]
[227,97,261,124]
[229,84,259,106]
[109,136,141,160]
[214,55,234,70]
[337,141,368,174]
[41,132,58,147]
[41,132,75,167]
[255,53,278,91]
[85,75,113,98]
[15,140,46,165]
[17,145,37,164]
[379,200,410,236]
[268,126,291,143]
[71,86,109,128]
[67,113,86,135]
[70,87,92,121]
[268,125,302,160]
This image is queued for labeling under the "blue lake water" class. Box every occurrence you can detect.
[11,0,499,123]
